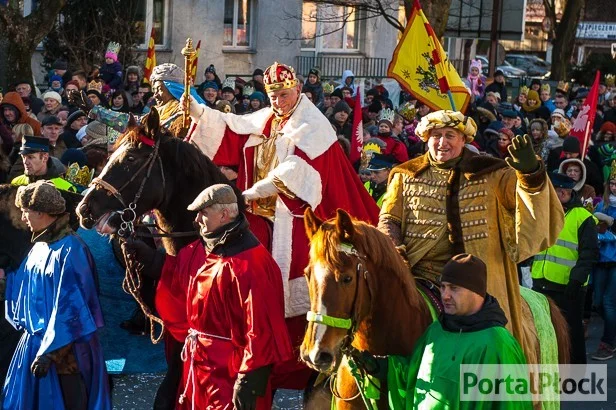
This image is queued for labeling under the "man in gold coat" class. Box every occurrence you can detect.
[378,110,564,362]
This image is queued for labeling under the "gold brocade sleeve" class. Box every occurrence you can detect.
[272,176,297,200]
[379,172,405,225]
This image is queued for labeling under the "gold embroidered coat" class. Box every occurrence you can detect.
[379,149,564,362]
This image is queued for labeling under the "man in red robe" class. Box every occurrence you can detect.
[183,62,380,388]
[134,184,293,409]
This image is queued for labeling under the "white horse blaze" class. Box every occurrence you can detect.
[309,262,330,364]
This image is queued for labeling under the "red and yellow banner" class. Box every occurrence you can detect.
[190,40,201,85]
[388,0,470,112]
[143,27,157,84]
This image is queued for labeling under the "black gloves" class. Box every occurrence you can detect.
[121,238,166,279]
[506,134,540,174]
[31,355,52,378]
[349,347,388,380]
[67,90,93,114]
[232,365,272,410]
[564,279,584,301]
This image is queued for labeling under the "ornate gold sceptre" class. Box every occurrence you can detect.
[181,38,196,128]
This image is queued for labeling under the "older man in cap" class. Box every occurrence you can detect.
[0,181,110,410]
[388,254,531,409]
[183,62,379,390]
[532,172,598,364]
[379,109,564,365]
[123,184,292,410]
[149,63,205,138]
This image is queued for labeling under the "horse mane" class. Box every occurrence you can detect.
[116,125,244,212]
[310,218,421,308]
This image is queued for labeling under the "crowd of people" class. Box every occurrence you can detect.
[0,46,615,409]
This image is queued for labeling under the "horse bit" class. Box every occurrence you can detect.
[90,138,166,238]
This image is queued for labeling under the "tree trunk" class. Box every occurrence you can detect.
[420,0,453,38]
[0,0,66,88]
[550,0,585,81]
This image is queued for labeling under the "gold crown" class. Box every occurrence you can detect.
[397,102,417,121]
[222,77,236,90]
[65,163,94,187]
[106,41,121,56]
[243,85,255,96]
[378,108,396,124]
[87,80,103,93]
[557,81,570,93]
[541,83,551,93]
[610,160,616,181]
[519,85,529,95]
[553,117,572,137]
[323,83,334,95]
[263,62,299,93]
[606,74,615,88]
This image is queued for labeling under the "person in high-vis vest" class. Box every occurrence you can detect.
[532,172,599,364]
[10,136,76,193]
[364,153,397,208]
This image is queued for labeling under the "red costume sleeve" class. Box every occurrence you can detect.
[278,143,379,224]
[211,127,248,168]
[227,246,294,374]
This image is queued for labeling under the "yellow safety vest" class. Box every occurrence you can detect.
[11,175,77,193]
[531,207,597,286]
[364,181,385,208]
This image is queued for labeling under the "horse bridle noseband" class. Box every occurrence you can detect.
[90,137,166,237]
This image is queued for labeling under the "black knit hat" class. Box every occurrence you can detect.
[331,88,343,99]
[562,136,580,154]
[332,101,351,115]
[440,253,487,297]
[368,101,382,114]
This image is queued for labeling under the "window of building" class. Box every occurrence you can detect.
[301,1,360,52]
[134,0,170,47]
[224,0,255,49]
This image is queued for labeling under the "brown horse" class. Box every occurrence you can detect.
[301,208,433,409]
[301,208,571,410]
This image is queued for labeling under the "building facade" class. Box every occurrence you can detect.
[30,0,399,86]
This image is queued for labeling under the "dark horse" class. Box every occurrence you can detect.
[76,107,272,409]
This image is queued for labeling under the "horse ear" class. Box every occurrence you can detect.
[144,107,161,139]
[335,209,355,241]
[127,113,138,129]
[304,207,323,241]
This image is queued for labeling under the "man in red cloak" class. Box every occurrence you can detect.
[183,62,379,388]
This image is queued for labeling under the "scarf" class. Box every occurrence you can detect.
[609,194,616,208]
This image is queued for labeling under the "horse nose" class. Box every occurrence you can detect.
[314,351,334,368]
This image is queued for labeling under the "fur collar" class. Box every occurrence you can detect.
[392,149,508,181]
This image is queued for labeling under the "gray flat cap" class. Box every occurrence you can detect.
[187,184,237,212]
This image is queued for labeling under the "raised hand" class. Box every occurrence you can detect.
[506,134,539,174]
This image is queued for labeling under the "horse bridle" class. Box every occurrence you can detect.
[306,241,371,353]
[90,137,166,237]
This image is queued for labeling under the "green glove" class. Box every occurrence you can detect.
[506,134,539,174]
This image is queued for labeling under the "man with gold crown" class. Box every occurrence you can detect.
[182,61,380,390]
[378,110,565,365]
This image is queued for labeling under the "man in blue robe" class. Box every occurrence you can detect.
[0,180,110,410]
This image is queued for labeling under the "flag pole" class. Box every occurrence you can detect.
[447,90,456,111]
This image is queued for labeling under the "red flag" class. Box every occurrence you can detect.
[350,91,363,164]
[570,70,600,155]
[143,28,157,84]
[191,40,201,84]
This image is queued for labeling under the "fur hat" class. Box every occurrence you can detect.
[150,63,184,84]
[15,180,66,215]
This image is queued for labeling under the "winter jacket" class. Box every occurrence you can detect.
[595,201,616,263]
[302,80,324,108]
[99,61,123,90]
[558,158,597,202]
[0,92,41,136]
[335,70,357,96]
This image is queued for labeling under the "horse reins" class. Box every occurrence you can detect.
[306,242,378,405]
[89,137,169,343]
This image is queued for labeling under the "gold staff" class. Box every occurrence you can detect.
[181,38,196,128]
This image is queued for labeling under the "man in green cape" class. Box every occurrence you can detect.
[387,254,532,409]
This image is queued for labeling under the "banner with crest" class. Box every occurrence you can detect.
[388,0,470,112]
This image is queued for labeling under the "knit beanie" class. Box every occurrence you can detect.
[498,128,514,139]
[50,75,63,86]
[15,180,66,215]
[42,91,62,104]
[440,253,487,297]
[562,136,580,154]
[331,88,343,100]
[368,101,382,114]
[249,91,265,103]
[332,101,351,115]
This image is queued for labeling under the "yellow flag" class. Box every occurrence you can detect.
[388,0,470,112]
[143,28,157,84]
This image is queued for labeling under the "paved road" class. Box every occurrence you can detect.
[112,315,616,409]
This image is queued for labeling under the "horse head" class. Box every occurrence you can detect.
[300,208,378,373]
[77,107,169,236]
